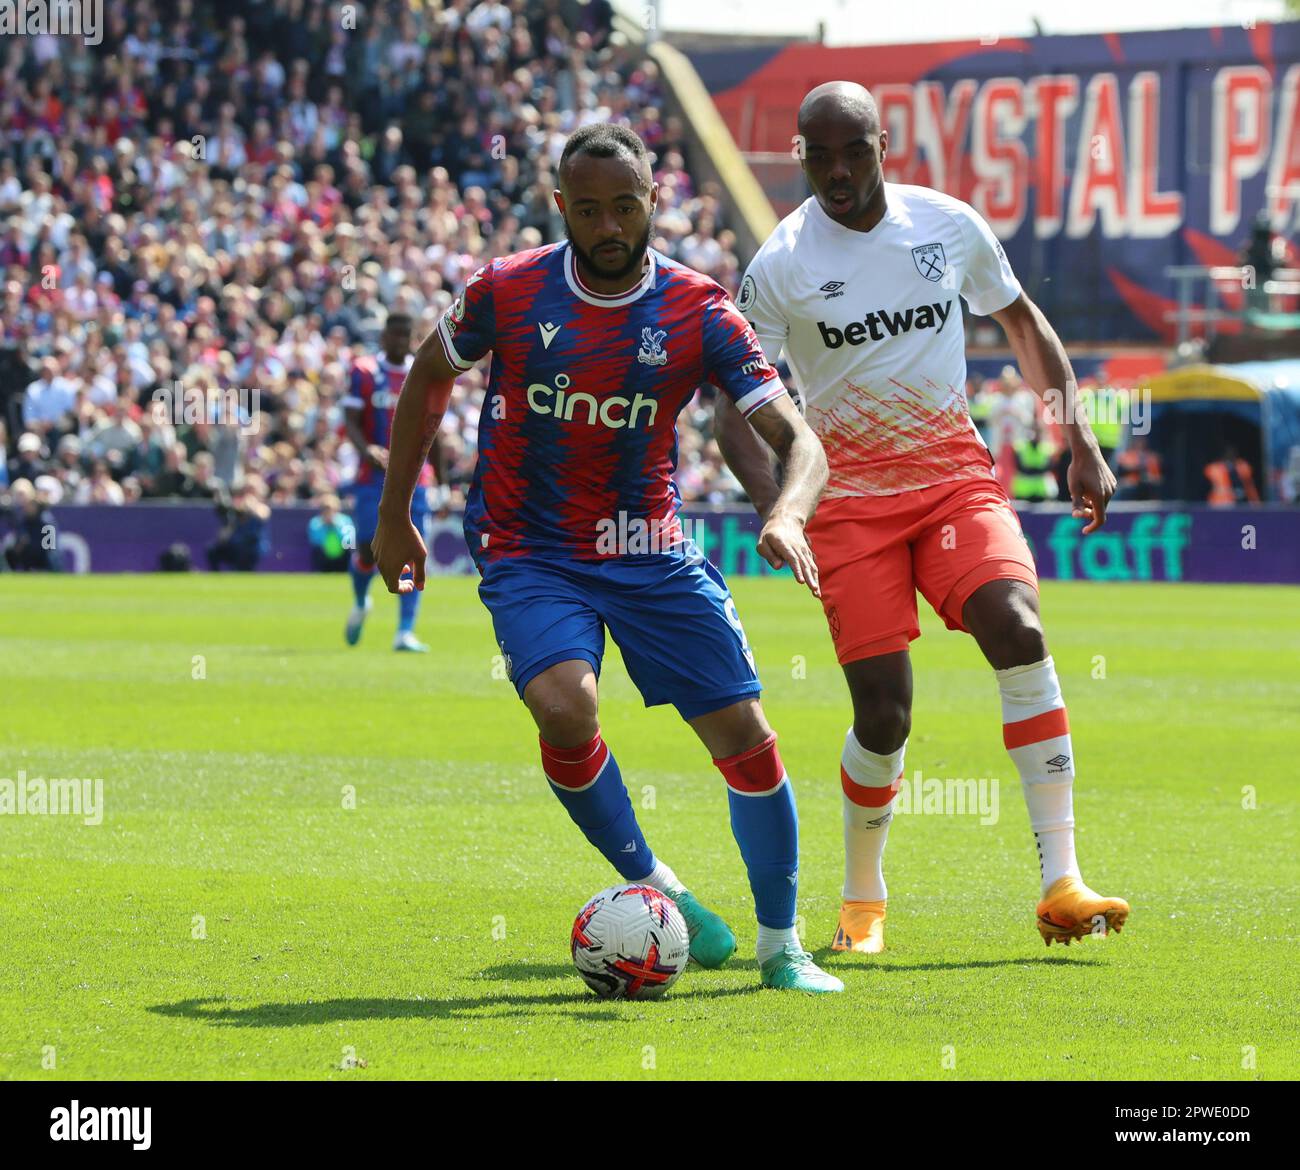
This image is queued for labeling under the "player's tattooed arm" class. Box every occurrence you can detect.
[372,328,458,594]
[992,292,1117,534]
[723,392,828,597]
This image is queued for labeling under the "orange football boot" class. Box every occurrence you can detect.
[831,899,887,953]
[1036,876,1130,946]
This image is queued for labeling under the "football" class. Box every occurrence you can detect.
[570,884,692,1000]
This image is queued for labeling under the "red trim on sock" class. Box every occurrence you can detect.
[352,552,375,573]
[841,766,902,808]
[1003,707,1070,750]
[713,733,785,794]
[540,732,609,789]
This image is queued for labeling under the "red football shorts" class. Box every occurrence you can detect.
[806,476,1039,664]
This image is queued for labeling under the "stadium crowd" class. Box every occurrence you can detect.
[0,1,1287,573]
[0,0,749,542]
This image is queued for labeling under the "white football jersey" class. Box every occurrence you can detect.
[738,183,1022,496]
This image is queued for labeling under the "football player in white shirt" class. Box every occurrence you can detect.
[717,82,1129,954]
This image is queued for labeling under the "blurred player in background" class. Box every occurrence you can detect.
[718,82,1130,954]
[373,124,844,994]
[342,311,434,652]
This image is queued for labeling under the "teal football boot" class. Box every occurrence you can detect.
[672,890,736,969]
[759,944,845,993]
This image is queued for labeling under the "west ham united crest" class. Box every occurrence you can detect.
[912,242,946,282]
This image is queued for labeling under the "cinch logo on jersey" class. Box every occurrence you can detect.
[817,299,954,349]
[526,373,658,429]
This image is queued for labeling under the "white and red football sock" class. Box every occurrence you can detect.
[839,728,905,902]
[997,655,1082,893]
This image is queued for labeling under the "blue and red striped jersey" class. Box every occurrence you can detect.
[435,243,786,562]
[341,353,414,486]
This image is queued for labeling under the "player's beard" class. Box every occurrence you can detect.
[564,219,652,283]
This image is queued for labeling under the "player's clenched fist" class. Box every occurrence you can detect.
[371,514,427,594]
[757,513,821,598]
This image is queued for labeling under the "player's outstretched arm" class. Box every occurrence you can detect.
[992,292,1116,534]
[372,330,457,594]
[731,392,828,597]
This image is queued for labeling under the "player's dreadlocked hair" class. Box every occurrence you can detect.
[558,124,652,191]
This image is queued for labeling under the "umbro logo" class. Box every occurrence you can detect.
[538,321,561,349]
[619,841,638,853]
[1046,754,1071,772]
[820,281,845,298]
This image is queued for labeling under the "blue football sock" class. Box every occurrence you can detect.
[397,584,420,633]
[541,733,654,882]
[349,554,375,607]
[716,735,799,929]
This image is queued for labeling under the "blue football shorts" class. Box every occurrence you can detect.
[477,545,761,720]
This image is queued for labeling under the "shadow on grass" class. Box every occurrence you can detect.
[812,952,1103,971]
[240,647,350,657]
[480,960,761,982]
[149,983,760,1027]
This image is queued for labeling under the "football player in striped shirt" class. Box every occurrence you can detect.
[341,312,434,652]
[372,125,843,994]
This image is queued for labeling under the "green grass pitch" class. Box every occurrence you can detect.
[1,574,1296,1080]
